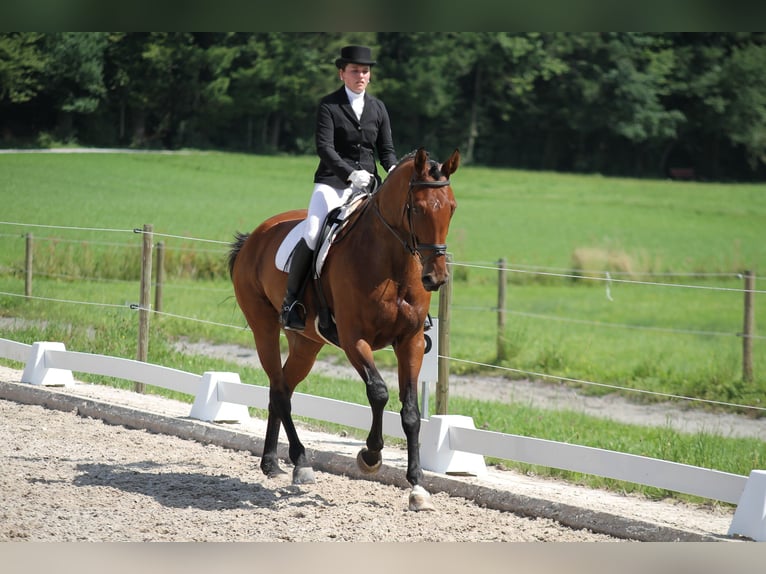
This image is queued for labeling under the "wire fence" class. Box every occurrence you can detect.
[1,220,764,415]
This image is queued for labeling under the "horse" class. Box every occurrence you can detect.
[228,147,459,511]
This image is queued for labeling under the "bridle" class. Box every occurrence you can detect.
[372,174,451,263]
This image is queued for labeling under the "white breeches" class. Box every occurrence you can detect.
[303,182,355,249]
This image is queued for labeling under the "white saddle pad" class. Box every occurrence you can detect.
[274,193,368,275]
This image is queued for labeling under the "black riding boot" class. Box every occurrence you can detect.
[280,238,314,331]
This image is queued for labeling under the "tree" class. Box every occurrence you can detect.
[227,33,364,153]
[1,32,765,180]
[720,43,766,170]
[0,32,47,104]
[0,32,49,143]
[377,32,475,160]
[465,32,569,167]
[662,33,766,179]
[524,33,684,175]
[43,32,109,141]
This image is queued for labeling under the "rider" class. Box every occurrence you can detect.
[281,44,398,331]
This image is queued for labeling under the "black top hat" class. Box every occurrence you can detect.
[335,45,376,68]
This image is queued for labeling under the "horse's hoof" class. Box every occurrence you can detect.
[292,466,316,485]
[408,485,436,511]
[356,448,382,474]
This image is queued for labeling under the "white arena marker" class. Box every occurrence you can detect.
[729,470,766,541]
[190,371,250,424]
[21,342,74,387]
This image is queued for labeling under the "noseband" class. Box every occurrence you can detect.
[373,175,451,262]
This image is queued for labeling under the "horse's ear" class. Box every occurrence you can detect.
[414,147,429,176]
[442,148,460,176]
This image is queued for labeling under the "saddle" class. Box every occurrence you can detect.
[275,190,371,346]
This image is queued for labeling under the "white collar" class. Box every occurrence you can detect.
[344,86,365,102]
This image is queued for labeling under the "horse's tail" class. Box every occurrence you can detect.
[228,231,249,279]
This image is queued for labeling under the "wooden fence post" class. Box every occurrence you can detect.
[154,241,165,314]
[436,253,453,415]
[497,257,507,360]
[25,233,33,298]
[136,224,153,393]
[742,270,755,383]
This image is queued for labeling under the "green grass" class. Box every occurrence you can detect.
[1,150,765,502]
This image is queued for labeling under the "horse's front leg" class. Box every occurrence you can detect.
[346,340,389,474]
[395,333,435,511]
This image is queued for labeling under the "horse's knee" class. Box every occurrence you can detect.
[365,374,389,410]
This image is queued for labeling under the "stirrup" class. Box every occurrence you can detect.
[281,300,306,331]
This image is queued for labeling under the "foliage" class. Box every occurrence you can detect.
[0,32,48,104]
[2,33,766,179]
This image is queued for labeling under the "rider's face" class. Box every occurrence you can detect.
[339,64,371,94]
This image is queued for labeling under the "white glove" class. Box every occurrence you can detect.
[348,169,372,189]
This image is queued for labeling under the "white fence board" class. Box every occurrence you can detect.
[449,426,747,504]
[217,379,406,439]
[44,349,201,396]
[0,338,31,363]
[291,391,406,439]
[217,379,269,410]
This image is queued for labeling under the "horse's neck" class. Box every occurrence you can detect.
[361,169,420,274]
[374,165,411,223]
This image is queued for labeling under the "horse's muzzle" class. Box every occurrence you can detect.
[422,273,448,292]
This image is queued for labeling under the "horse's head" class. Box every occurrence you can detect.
[407,147,460,291]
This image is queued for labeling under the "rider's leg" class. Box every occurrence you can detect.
[280,183,351,331]
[280,238,314,331]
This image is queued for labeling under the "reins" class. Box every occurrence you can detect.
[372,174,451,262]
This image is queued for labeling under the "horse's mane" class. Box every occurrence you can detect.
[396,149,420,164]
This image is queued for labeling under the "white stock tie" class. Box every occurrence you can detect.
[351,96,364,121]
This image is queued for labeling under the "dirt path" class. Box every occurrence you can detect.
[0,392,621,542]
[0,362,742,543]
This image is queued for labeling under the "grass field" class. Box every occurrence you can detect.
[1,150,764,500]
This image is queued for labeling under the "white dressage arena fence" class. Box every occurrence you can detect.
[1,336,764,541]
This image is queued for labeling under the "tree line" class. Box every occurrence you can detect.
[2,32,765,180]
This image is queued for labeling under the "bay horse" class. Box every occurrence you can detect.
[228,147,459,511]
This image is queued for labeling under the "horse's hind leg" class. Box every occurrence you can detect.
[271,332,324,484]
[245,302,287,478]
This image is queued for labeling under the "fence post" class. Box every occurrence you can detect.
[25,233,33,298]
[154,241,165,314]
[436,253,452,415]
[742,270,755,383]
[497,257,507,360]
[136,223,153,393]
